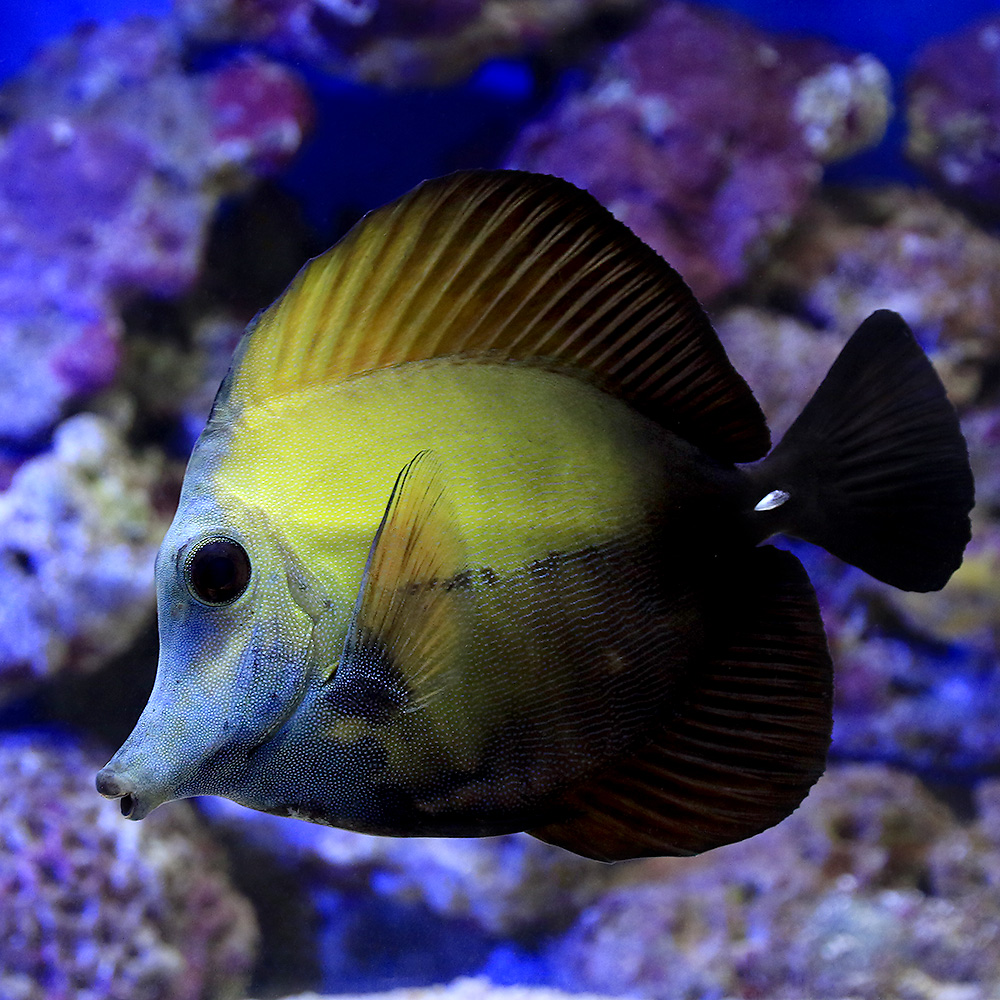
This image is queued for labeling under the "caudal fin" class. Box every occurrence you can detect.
[750,310,974,592]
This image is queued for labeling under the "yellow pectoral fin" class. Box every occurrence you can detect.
[336,450,470,720]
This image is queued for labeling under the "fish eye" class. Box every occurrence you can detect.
[184,536,252,606]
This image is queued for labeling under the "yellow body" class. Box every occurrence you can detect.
[96,169,972,859]
[218,360,678,603]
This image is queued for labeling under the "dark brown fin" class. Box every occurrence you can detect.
[334,451,467,715]
[528,547,832,862]
[751,310,974,592]
[227,169,770,463]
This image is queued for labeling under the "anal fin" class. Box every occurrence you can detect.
[528,546,833,861]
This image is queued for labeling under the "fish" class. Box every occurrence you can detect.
[96,169,974,861]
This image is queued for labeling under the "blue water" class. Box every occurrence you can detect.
[0,0,170,79]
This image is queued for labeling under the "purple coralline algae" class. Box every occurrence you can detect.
[826,611,1000,773]
[0,414,170,702]
[0,18,312,444]
[507,2,891,301]
[0,250,120,447]
[0,732,258,1000]
[907,14,1000,212]
[753,186,1000,396]
[549,765,1000,1000]
[172,0,652,88]
[712,306,844,439]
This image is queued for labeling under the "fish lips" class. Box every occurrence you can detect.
[94,693,218,820]
[95,761,167,820]
[95,658,311,820]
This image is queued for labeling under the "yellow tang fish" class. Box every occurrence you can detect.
[97,170,974,861]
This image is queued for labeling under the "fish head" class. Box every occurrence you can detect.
[96,430,333,820]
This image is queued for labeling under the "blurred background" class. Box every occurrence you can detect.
[1,2,1000,999]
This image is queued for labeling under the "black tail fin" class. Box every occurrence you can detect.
[750,310,974,592]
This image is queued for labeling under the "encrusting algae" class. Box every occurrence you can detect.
[97,170,974,861]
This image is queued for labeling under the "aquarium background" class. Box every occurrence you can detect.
[1,2,999,999]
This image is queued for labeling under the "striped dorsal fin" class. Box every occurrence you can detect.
[222,169,770,463]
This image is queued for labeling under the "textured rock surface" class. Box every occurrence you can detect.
[825,596,1000,774]
[550,765,1000,1000]
[754,186,1000,401]
[255,980,623,1000]
[907,14,1000,212]
[201,798,616,938]
[0,732,258,1000]
[508,2,891,300]
[172,0,651,87]
[713,306,845,439]
[0,252,119,446]
[120,309,246,451]
[0,414,170,702]
[0,17,312,443]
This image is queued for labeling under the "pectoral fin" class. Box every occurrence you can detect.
[331,451,468,717]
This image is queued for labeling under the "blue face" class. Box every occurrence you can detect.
[95,433,321,820]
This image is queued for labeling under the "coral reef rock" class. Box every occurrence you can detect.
[0,732,258,1000]
[507,1,891,301]
[712,306,845,439]
[777,526,1000,777]
[256,979,622,1000]
[0,17,312,443]
[121,309,247,451]
[826,605,1000,774]
[173,0,652,88]
[0,414,170,702]
[550,765,1000,1000]
[0,251,120,446]
[202,798,619,938]
[755,186,1000,402]
[907,14,1000,212]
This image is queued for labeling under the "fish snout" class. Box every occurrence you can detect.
[95,765,158,820]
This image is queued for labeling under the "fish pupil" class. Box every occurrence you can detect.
[186,537,251,605]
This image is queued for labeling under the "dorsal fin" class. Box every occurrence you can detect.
[225,169,770,463]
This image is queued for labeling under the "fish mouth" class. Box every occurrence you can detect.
[95,765,163,821]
